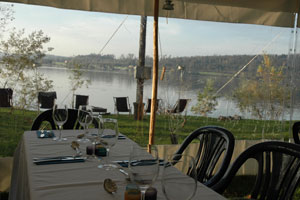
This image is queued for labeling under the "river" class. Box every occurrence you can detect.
[38,66,300,120]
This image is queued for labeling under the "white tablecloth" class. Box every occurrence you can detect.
[9,130,226,200]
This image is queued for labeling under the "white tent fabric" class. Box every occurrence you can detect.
[0,0,299,27]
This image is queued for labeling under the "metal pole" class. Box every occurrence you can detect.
[149,0,159,148]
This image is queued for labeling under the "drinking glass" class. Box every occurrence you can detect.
[128,145,159,200]
[52,104,68,141]
[85,114,103,160]
[77,105,93,143]
[162,154,197,200]
[97,118,119,170]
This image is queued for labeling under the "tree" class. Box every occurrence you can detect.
[191,79,218,116]
[67,61,91,108]
[232,55,288,120]
[0,29,53,109]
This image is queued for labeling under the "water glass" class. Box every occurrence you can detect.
[128,145,159,200]
[77,105,93,143]
[97,118,119,169]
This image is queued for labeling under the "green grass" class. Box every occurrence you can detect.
[0,108,292,157]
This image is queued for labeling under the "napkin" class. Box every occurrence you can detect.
[116,159,165,168]
[33,156,86,165]
[36,130,55,138]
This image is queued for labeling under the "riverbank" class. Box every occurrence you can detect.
[0,108,292,157]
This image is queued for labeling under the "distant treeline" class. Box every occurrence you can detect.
[42,53,289,77]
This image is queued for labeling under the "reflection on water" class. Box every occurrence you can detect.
[38,67,300,120]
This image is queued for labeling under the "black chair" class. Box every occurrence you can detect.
[38,91,57,109]
[144,98,160,114]
[113,97,131,115]
[293,121,300,144]
[31,108,99,130]
[212,141,300,199]
[75,94,89,109]
[167,99,190,114]
[174,126,235,187]
[0,88,13,107]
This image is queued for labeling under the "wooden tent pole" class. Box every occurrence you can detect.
[148,0,159,150]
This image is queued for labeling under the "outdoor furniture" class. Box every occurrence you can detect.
[293,121,300,144]
[144,98,161,114]
[31,109,98,130]
[75,94,89,109]
[113,97,131,115]
[174,126,235,187]
[0,88,13,107]
[166,99,190,114]
[212,141,300,199]
[38,91,57,109]
[9,129,226,200]
[75,94,108,115]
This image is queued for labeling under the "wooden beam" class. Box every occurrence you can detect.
[149,0,159,148]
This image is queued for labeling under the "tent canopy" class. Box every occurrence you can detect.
[1,0,299,27]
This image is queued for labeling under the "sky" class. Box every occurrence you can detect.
[3,2,295,58]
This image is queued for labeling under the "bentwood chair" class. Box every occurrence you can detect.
[292,121,300,144]
[212,141,300,199]
[113,97,131,115]
[32,109,79,130]
[31,109,99,130]
[0,88,13,107]
[166,99,190,114]
[174,126,235,187]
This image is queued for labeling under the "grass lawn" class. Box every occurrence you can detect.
[0,107,292,157]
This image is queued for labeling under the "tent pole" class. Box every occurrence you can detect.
[148,0,159,151]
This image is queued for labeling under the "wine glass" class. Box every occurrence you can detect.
[162,154,197,200]
[97,118,119,170]
[52,104,68,141]
[77,105,93,143]
[128,145,159,200]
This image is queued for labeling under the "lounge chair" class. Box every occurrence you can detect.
[144,98,161,114]
[75,94,89,109]
[38,91,57,109]
[75,94,108,115]
[113,97,131,115]
[0,88,13,107]
[166,99,190,114]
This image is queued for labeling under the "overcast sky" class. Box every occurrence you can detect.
[5,2,295,58]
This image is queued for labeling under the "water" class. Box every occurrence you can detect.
[38,66,300,120]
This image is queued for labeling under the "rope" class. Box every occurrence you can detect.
[215,30,284,95]
[98,16,128,55]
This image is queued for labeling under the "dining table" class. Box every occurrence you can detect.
[9,129,227,200]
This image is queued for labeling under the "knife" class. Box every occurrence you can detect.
[33,156,86,165]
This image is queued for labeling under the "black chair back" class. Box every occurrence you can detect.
[212,141,300,199]
[174,126,235,187]
[0,88,13,107]
[293,121,300,144]
[31,108,98,130]
[38,92,57,109]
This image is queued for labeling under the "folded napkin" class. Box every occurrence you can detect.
[33,156,86,165]
[36,130,55,138]
[101,135,126,140]
[115,159,165,168]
